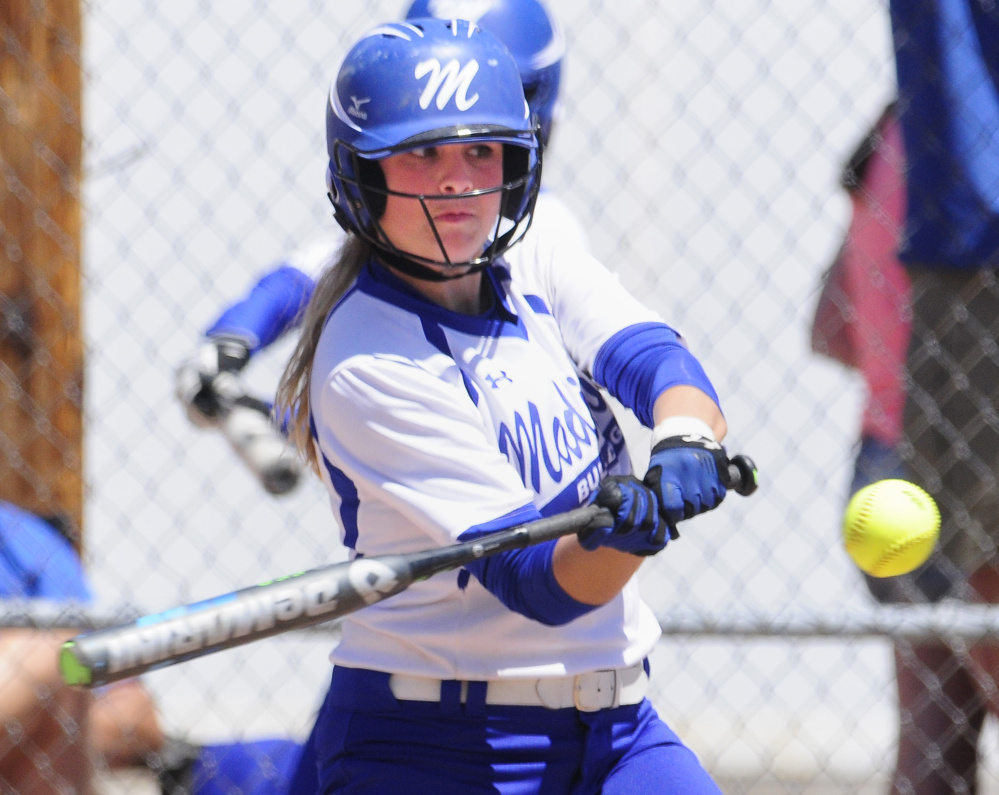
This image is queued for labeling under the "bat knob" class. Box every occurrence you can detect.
[221,403,302,495]
[261,458,301,495]
[726,454,759,497]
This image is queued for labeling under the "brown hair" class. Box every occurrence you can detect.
[276,234,372,471]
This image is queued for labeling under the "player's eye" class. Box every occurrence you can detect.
[409,147,437,159]
[469,143,499,160]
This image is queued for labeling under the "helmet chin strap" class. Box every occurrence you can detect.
[331,195,488,282]
[376,243,493,282]
[372,194,505,282]
[375,249,489,282]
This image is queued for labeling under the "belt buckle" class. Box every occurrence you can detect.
[573,669,619,712]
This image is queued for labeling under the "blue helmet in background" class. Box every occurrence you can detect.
[326,18,542,275]
[405,0,564,147]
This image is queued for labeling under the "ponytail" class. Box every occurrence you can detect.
[276,235,371,471]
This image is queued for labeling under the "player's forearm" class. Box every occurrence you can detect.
[551,536,642,605]
[206,265,315,351]
[459,526,598,625]
[652,384,727,441]
[592,323,721,429]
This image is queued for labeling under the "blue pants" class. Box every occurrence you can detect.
[312,666,721,794]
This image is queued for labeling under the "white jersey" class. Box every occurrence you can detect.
[310,192,665,679]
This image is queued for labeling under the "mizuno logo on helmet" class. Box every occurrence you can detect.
[348,96,371,120]
[415,59,480,111]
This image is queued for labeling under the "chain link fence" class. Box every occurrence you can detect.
[4,0,998,791]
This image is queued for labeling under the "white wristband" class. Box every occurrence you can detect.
[650,416,717,450]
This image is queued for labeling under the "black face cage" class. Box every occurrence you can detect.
[329,139,542,282]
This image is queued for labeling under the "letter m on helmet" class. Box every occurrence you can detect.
[415,58,480,111]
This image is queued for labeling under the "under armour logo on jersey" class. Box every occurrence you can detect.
[426,0,496,25]
[415,58,480,111]
[348,96,370,120]
[485,371,512,389]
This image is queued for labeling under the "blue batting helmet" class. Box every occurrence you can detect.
[326,18,542,275]
[404,0,564,146]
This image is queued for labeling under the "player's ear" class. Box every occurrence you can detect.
[357,159,387,219]
[325,164,336,206]
[501,143,531,220]
[327,164,352,234]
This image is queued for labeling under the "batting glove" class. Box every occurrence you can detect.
[578,476,669,557]
[643,416,728,536]
[175,336,251,428]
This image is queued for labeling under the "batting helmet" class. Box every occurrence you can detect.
[326,18,542,276]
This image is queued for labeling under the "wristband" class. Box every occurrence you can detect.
[650,415,717,450]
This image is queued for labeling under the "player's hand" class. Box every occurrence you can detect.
[643,432,728,534]
[578,476,669,556]
[175,336,251,427]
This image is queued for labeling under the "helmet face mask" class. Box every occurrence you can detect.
[326,18,542,278]
[331,137,541,273]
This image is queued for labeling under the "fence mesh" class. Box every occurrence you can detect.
[3,0,998,792]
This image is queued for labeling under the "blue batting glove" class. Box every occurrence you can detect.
[578,476,669,557]
[643,419,728,534]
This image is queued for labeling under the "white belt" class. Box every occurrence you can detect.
[388,663,648,712]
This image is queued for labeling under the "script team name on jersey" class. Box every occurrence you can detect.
[497,376,598,495]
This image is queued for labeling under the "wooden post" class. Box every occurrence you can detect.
[0,0,85,549]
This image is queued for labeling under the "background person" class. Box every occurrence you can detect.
[0,499,305,794]
[0,500,163,794]
[884,0,999,791]
[810,101,987,795]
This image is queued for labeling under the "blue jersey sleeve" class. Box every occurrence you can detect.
[206,265,316,353]
[593,321,721,428]
[458,507,596,626]
[0,502,92,603]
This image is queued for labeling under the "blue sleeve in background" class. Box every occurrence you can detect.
[890,0,999,266]
[191,739,305,795]
[0,501,92,603]
[206,265,316,353]
[458,507,596,626]
[593,322,720,428]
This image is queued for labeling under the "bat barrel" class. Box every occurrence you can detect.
[60,555,414,688]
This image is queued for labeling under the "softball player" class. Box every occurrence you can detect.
[277,17,729,794]
[175,0,583,440]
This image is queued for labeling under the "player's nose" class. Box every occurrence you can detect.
[436,149,474,194]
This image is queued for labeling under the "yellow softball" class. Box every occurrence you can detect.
[842,479,940,578]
